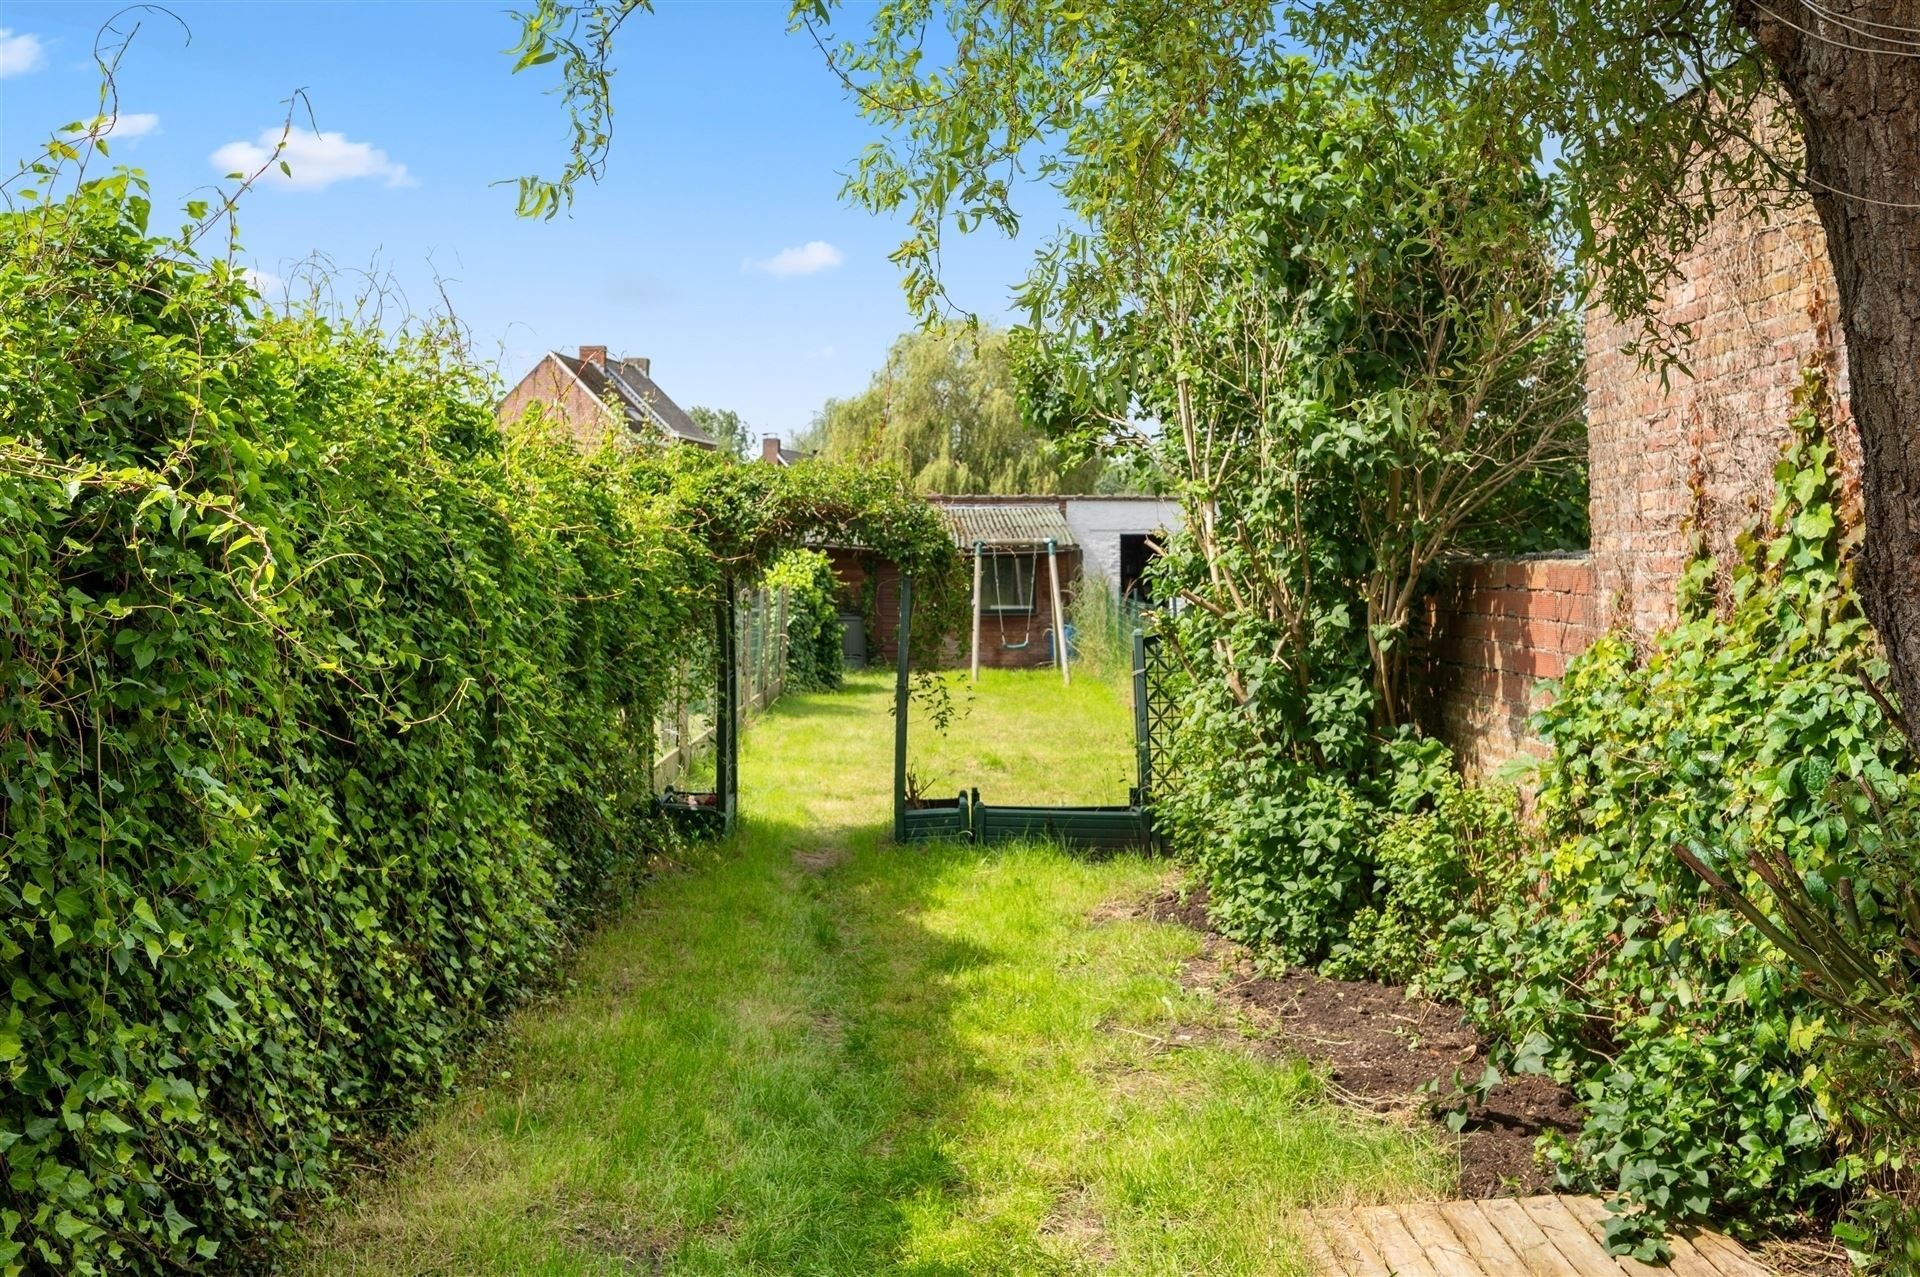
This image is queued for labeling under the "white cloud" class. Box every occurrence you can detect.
[106,112,160,139]
[805,344,836,361]
[64,112,160,141]
[0,28,45,77]
[242,267,285,296]
[210,127,414,190]
[743,240,845,277]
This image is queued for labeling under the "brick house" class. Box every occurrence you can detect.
[758,434,810,466]
[497,345,717,450]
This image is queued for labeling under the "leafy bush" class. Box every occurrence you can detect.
[1156,683,1457,966]
[0,168,958,1275]
[767,548,843,691]
[1158,364,1911,1255]
[0,172,697,1274]
[1325,766,1526,987]
[1435,374,1911,1254]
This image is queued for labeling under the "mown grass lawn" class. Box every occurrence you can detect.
[297,670,1448,1276]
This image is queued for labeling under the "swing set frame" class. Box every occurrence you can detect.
[969,538,1072,683]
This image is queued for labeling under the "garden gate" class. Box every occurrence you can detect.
[892,575,1164,851]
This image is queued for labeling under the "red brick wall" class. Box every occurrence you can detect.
[1424,183,1854,771]
[1418,555,1602,775]
[1585,196,1853,638]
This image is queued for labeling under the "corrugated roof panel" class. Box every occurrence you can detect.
[937,503,1076,548]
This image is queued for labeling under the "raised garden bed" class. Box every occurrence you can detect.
[973,798,1151,852]
[899,791,972,843]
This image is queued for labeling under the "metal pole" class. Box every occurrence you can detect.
[970,541,984,683]
[1132,629,1151,799]
[1046,538,1069,686]
[893,574,913,843]
[717,576,739,833]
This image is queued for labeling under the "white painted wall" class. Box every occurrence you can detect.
[1062,498,1184,593]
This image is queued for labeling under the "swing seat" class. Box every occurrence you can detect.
[1000,636,1032,650]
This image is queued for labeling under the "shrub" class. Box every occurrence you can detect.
[0,171,715,1274]
[1324,767,1526,987]
[1436,374,1912,1255]
[1157,366,1912,1256]
[767,549,843,691]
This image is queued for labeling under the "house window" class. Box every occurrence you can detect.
[982,552,1036,612]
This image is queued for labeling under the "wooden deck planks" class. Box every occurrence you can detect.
[1317,1210,1394,1277]
[1436,1199,1531,1273]
[1394,1203,1493,1277]
[1688,1229,1778,1277]
[1293,1216,1352,1277]
[1556,1195,1729,1277]
[1294,1197,1777,1277]
[1483,1197,1587,1277]
[1355,1205,1438,1274]
[1521,1196,1640,1276]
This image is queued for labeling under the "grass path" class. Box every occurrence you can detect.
[298,672,1447,1276]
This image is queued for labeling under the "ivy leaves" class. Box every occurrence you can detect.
[1441,374,1902,1252]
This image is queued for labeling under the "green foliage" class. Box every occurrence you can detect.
[766,550,844,691]
[1087,67,1582,985]
[687,404,753,460]
[1293,0,1787,359]
[0,167,958,1275]
[1325,768,1527,988]
[1019,62,1585,735]
[805,323,1102,494]
[1434,374,1910,1255]
[1163,366,1912,1254]
[505,0,653,220]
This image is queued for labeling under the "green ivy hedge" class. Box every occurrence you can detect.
[0,172,708,1274]
[0,172,958,1274]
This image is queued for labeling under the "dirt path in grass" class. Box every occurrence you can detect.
[294,672,1454,1277]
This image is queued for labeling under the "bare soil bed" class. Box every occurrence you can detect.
[1143,884,1579,1197]
[1140,883,1853,1273]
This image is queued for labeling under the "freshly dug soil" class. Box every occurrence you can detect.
[1143,885,1579,1197]
[1134,883,1852,1271]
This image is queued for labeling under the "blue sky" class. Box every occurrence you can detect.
[1,1,1062,444]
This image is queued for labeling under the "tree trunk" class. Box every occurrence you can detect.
[1739,0,1920,750]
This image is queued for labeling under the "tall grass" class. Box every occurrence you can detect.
[1066,583,1149,683]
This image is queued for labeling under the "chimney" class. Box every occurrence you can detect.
[762,435,783,464]
[629,356,651,378]
[578,344,607,368]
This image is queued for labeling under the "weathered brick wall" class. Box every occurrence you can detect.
[1418,555,1602,776]
[1424,187,1854,770]
[1586,197,1853,639]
